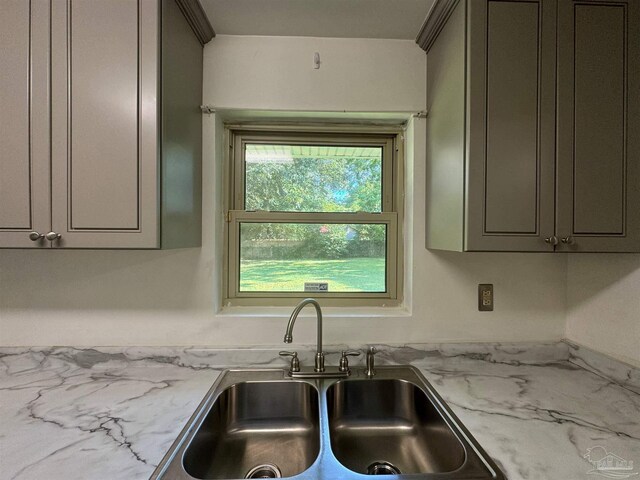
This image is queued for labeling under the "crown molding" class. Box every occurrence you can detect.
[415,0,459,53]
[175,0,215,45]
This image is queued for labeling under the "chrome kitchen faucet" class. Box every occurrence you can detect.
[281,298,361,378]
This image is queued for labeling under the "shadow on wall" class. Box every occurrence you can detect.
[567,253,640,309]
[0,248,212,311]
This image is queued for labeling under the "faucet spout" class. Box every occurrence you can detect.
[284,298,324,372]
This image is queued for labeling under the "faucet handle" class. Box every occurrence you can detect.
[338,350,361,373]
[279,351,300,374]
[341,350,361,357]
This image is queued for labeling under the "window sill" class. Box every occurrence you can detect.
[217,305,411,318]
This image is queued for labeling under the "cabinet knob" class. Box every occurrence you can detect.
[29,231,45,241]
[544,236,559,246]
[561,236,574,245]
[45,232,62,241]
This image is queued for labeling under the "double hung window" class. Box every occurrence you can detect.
[224,128,403,306]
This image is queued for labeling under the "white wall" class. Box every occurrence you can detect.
[0,35,568,347]
[203,35,426,112]
[566,255,640,367]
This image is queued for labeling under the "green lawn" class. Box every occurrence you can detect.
[239,257,385,292]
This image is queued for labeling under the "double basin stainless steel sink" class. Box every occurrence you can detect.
[151,365,505,479]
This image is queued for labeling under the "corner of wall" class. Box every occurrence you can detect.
[564,254,640,366]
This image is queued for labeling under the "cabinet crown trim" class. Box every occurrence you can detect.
[416,0,460,53]
[175,0,215,45]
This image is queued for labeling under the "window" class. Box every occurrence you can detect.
[224,127,403,306]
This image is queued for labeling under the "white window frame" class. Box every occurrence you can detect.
[223,125,404,307]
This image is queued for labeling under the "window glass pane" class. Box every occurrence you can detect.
[245,144,382,212]
[239,223,387,292]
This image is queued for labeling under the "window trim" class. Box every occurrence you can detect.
[223,125,405,307]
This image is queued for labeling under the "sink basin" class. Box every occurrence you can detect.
[326,378,465,475]
[151,367,505,480]
[183,381,320,479]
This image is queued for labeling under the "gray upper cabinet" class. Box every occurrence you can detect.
[420,0,640,253]
[466,0,557,252]
[0,0,211,249]
[50,0,159,248]
[556,0,640,252]
[0,0,51,248]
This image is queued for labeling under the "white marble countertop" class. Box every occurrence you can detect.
[1,343,638,480]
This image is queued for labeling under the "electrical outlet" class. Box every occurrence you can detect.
[478,284,493,311]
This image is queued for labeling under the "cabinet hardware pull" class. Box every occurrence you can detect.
[29,231,45,241]
[45,232,62,241]
[544,236,559,246]
[561,236,574,245]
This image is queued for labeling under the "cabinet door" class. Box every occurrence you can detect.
[50,0,159,248]
[556,0,640,252]
[0,0,51,248]
[466,0,557,251]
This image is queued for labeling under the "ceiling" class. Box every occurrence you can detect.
[200,0,435,40]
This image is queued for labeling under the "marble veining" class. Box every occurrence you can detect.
[566,341,640,395]
[1,343,638,480]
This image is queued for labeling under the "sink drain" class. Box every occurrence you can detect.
[367,461,401,475]
[244,463,282,479]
